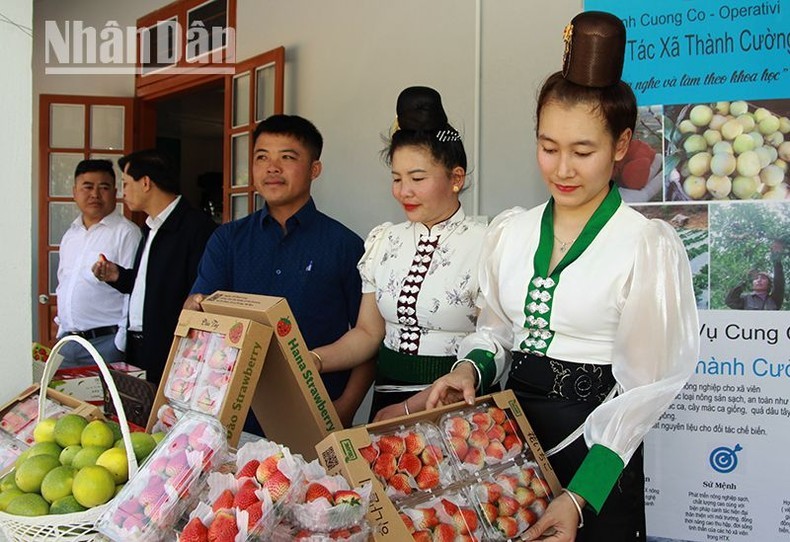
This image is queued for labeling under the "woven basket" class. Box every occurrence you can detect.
[0,335,140,541]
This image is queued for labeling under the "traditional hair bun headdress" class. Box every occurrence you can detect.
[394,86,460,142]
[562,11,626,88]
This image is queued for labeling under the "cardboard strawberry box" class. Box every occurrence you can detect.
[200,291,343,460]
[315,390,561,541]
[32,360,146,405]
[146,310,273,447]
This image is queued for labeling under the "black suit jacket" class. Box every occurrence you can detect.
[112,197,217,384]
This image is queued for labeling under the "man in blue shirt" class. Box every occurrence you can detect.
[185,115,374,427]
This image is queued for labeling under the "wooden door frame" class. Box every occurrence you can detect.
[38,94,135,346]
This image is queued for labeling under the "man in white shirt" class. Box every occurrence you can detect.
[56,159,142,366]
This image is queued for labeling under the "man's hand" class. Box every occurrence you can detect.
[91,253,119,283]
[183,293,206,311]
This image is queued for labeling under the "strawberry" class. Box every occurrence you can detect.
[399,512,415,533]
[207,510,238,542]
[211,489,234,512]
[180,517,209,542]
[412,530,432,542]
[530,476,550,498]
[420,444,444,467]
[404,431,427,455]
[305,482,334,504]
[294,529,312,540]
[514,486,537,507]
[440,497,459,516]
[467,429,489,450]
[498,495,520,516]
[245,501,264,530]
[456,535,479,542]
[329,528,351,539]
[415,465,439,490]
[503,434,522,453]
[432,523,457,542]
[496,474,519,493]
[358,444,379,464]
[487,406,507,425]
[233,483,260,510]
[502,419,519,435]
[411,508,439,530]
[397,452,422,477]
[334,489,362,506]
[262,470,291,502]
[377,435,406,457]
[236,459,260,479]
[480,502,498,523]
[449,435,469,462]
[446,416,472,439]
[462,446,485,468]
[452,508,479,535]
[494,516,519,538]
[518,466,536,485]
[471,411,494,431]
[516,506,538,528]
[255,453,283,484]
[484,440,507,461]
[485,424,506,443]
[373,452,397,480]
[479,481,502,503]
[388,472,413,495]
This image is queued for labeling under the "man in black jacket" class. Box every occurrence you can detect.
[92,149,216,384]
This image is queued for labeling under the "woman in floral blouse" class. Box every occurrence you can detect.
[312,86,488,421]
[426,12,699,542]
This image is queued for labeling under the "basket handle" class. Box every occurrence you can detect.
[38,335,139,480]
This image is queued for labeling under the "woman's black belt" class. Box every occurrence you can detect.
[509,351,615,403]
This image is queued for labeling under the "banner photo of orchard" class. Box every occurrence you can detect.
[585,0,790,540]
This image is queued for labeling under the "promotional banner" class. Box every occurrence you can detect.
[583,1,789,540]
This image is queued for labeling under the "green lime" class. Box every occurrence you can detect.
[14,454,61,493]
[41,465,76,503]
[54,414,88,448]
[49,494,88,514]
[0,489,24,511]
[5,493,50,516]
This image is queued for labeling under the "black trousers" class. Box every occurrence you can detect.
[509,354,646,542]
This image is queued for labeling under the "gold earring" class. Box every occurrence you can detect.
[452,185,460,193]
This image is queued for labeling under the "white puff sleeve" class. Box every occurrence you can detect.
[357,222,392,294]
[585,218,700,464]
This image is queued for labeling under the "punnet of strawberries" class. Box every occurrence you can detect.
[440,405,525,472]
[398,490,487,542]
[358,422,458,500]
[178,438,305,542]
[289,461,372,532]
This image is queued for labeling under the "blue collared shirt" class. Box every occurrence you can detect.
[191,198,364,399]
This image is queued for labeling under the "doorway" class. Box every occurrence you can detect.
[153,82,225,224]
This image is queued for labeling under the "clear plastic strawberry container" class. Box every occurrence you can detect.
[468,461,554,541]
[439,403,526,474]
[178,438,305,541]
[361,422,458,501]
[162,330,239,416]
[397,488,488,541]
[96,412,228,542]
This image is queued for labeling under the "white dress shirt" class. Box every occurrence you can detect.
[128,196,181,332]
[56,211,142,350]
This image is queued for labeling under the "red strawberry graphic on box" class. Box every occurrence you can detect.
[228,321,244,343]
[276,317,292,337]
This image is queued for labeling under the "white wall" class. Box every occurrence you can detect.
[0,0,34,403]
[235,0,580,236]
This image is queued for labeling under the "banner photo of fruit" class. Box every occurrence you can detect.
[584,1,789,541]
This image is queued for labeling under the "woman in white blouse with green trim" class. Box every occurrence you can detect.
[427,12,699,542]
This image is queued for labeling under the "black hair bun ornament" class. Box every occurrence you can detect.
[562,11,626,88]
[396,86,449,131]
